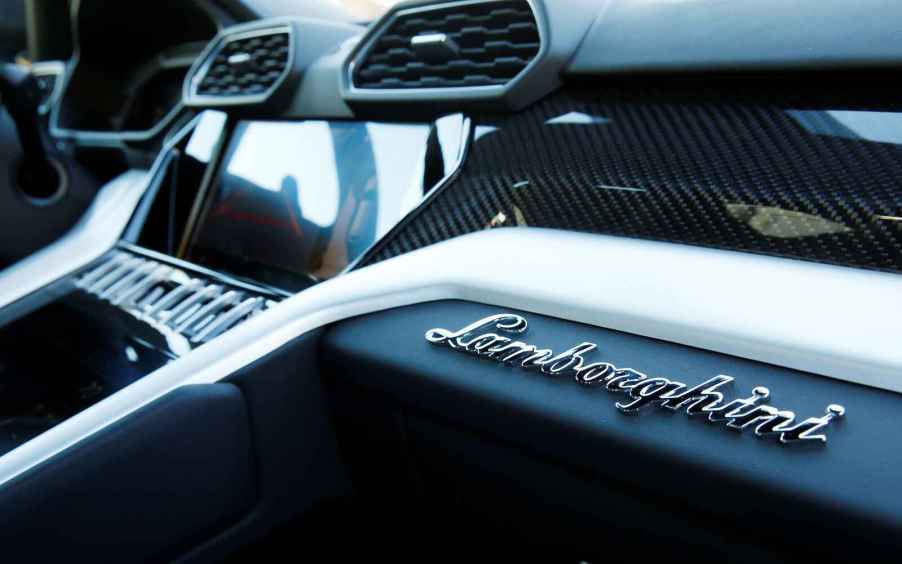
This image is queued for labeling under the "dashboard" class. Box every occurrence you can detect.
[0,0,901,562]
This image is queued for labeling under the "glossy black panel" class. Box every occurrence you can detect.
[0,245,283,456]
[182,329,352,562]
[0,384,256,562]
[125,110,229,256]
[0,287,170,455]
[362,86,902,273]
[185,116,465,290]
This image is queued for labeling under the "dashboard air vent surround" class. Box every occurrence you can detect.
[352,0,541,90]
[185,24,294,106]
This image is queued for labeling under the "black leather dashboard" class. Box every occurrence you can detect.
[321,300,902,562]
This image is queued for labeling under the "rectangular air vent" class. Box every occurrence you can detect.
[352,0,541,89]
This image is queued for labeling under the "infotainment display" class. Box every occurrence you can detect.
[184,119,462,291]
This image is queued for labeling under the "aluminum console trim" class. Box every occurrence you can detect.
[0,227,900,486]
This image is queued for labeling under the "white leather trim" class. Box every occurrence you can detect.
[0,111,211,311]
[0,170,150,309]
[0,227,900,486]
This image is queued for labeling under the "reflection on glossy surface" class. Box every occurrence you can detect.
[726,204,852,239]
[473,125,499,141]
[545,111,610,125]
[226,121,347,228]
[876,215,902,229]
[184,110,228,162]
[596,184,647,193]
[188,115,466,289]
[0,288,172,456]
[787,110,902,144]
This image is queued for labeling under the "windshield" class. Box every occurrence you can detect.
[248,0,408,22]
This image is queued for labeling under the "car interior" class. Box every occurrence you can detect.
[0,0,900,561]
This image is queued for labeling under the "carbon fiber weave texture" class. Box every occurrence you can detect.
[362,88,902,272]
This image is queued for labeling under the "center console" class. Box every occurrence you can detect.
[0,108,468,457]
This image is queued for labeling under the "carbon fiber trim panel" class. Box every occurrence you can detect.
[361,87,902,272]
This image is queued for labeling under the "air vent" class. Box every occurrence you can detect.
[353,0,541,89]
[74,251,280,350]
[190,27,291,100]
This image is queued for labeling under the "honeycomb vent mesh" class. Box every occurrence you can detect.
[196,31,289,97]
[353,0,540,89]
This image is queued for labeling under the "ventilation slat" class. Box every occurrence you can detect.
[73,252,280,350]
[143,279,205,319]
[191,296,264,343]
[86,257,145,295]
[110,264,173,306]
[100,260,156,300]
[164,284,223,326]
[76,252,130,289]
[174,290,243,334]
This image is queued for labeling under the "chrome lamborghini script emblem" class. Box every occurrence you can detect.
[425,314,845,445]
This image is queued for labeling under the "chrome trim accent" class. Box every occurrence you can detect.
[191,296,264,343]
[29,61,66,115]
[162,284,222,325]
[183,21,295,107]
[410,32,459,58]
[110,264,173,307]
[81,254,137,294]
[74,252,129,289]
[1,227,900,485]
[227,53,252,66]
[51,98,186,145]
[74,251,278,350]
[341,0,548,102]
[173,290,242,333]
[74,250,281,348]
[143,280,204,320]
[98,258,153,299]
[118,242,290,299]
[426,313,846,444]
